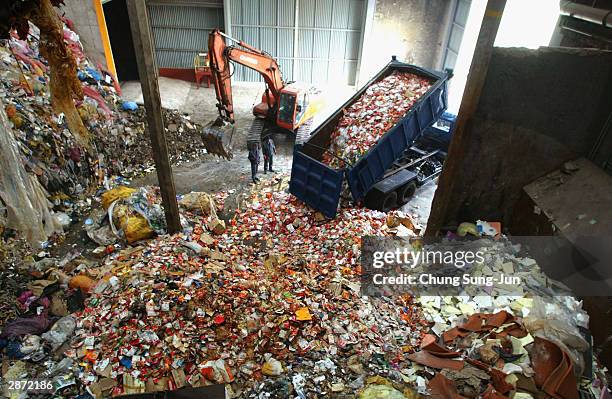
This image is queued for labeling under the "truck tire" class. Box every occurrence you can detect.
[381,191,397,212]
[397,182,417,205]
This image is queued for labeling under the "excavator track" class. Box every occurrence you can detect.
[295,118,313,145]
[247,118,265,145]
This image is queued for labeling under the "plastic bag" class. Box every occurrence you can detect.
[0,103,62,245]
[121,101,138,111]
[179,191,218,217]
[124,214,155,244]
[41,315,76,350]
[101,186,136,210]
[109,202,155,244]
[55,212,71,227]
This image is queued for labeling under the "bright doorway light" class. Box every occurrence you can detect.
[447,0,560,113]
[447,0,487,113]
[495,0,560,48]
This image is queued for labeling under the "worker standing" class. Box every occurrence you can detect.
[262,135,276,173]
[248,142,261,184]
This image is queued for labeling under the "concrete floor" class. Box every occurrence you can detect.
[402,179,437,227]
[124,78,355,191]
[123,77,438,225]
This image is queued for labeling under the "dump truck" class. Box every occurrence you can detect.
[289,59,450,218]
[420,111,456,152]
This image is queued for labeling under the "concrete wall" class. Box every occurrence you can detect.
[360,0,453,81]
[59,0,107,68]
[437,46,612,227]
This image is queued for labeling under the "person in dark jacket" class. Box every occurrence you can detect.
[262,135,276,173]
[247,142,261,183]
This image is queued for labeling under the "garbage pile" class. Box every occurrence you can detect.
[322,71,432,169]
[85,186,226,252]
[0,22,212,209]
[0,245,93,399]
[46,181,603,398]
[377,221,608,397]
[0,18,608,395]
[0,175,609,398]
[0,234,37,326]
[95,108,210,178]
[67,184,432,397]
[91,186,166,246]
[408,298,606,399]
[0,187,226,398]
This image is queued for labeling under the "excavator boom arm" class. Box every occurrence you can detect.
[208,29,284,123]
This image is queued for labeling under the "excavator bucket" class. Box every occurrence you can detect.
[201,119,234,160]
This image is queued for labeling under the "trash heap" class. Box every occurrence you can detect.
[0,22,211,208]
[0,234,38,325]
[322,71,432,169]
[0,243,95,399]
[408,297,606,399]
[56,183,604,398]
[68,184,432,397]
[0,176,609,398]
[409,271,603,397]
[95,107,210,179]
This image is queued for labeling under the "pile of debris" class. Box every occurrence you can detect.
[0,234,38,326]
[94,108,210,179]
[0,176,609,398]
[0,22,211,213]
[0,16,608,399]
[407,297,605,399]
[0,242,92,399]
[67,182,430,397]
[322,71,432,169]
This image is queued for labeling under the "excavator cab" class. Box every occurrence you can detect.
[277,88,300,130]
[295,92,309,124]
[277,86,315,131]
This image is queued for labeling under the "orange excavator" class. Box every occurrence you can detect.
[207,29,322,154]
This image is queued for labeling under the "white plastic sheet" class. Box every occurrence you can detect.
[0,100,62,245]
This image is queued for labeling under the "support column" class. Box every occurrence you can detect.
[292,0,300,80]
[223,0,232,37]
[126,0,181,235]
[356,0,376,87]
[426,0,507,236]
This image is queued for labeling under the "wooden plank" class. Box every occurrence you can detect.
[127,0,181,234]
[426,0,507,236]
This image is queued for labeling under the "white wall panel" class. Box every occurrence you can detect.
[230,0,365,85]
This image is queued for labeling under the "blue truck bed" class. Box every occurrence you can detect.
[290,60,449,218]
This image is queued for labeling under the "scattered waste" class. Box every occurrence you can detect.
[0,11,608,399]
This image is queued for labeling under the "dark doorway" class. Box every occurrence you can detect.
[103,0,139,82]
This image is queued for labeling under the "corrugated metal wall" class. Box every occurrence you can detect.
[148,0,224,69]
[229,0,295,82]
[230,0,365,85]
